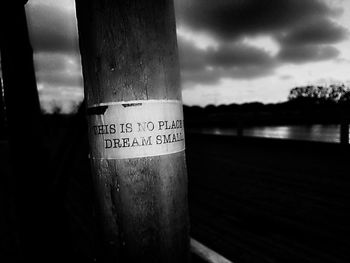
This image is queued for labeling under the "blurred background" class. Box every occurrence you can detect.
[15,0,350,143]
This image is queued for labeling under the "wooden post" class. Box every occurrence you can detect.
[0,1,49,261]
[75,0,189,262]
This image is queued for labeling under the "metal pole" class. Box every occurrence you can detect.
[75,0,189,262]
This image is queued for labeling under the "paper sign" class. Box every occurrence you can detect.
[88,100,185,159]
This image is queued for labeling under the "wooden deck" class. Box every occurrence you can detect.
[186,134,350,263]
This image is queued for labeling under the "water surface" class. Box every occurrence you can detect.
[189,124,345,143]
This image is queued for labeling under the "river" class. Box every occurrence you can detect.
[188,124,348,143]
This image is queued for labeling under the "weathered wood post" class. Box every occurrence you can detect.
[75,0,189,262]
[0,0,48,261]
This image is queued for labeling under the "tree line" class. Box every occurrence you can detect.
[288,84,350,105]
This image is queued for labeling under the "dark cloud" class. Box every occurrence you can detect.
[176,0,342,40]
[178,38,207,71]
[34,52,71,71]
[36,71,82,87]
[175,0,347,86]
[206,43,274,68]
[178,38,275,70]
[26,3,79,52]
[181,64,275,86]
[279,17,349,45]
[178,38,276,84]
[183,64,275,84]
[277,45,339,63]
[34,52,82,87]
[25,0,348,102]
[181,68,221,85]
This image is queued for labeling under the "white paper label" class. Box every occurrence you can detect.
[88,100,185,159]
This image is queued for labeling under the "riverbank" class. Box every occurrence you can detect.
[184,102,350,128]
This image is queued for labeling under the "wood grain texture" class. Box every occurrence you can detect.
[76,0,181,105]
[75,0,189,262]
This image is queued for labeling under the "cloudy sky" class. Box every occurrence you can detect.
[25,0,350,112]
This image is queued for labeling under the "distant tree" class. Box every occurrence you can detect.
[339,90,350,104]
[288,84,350,104]
[328,84,347,102]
